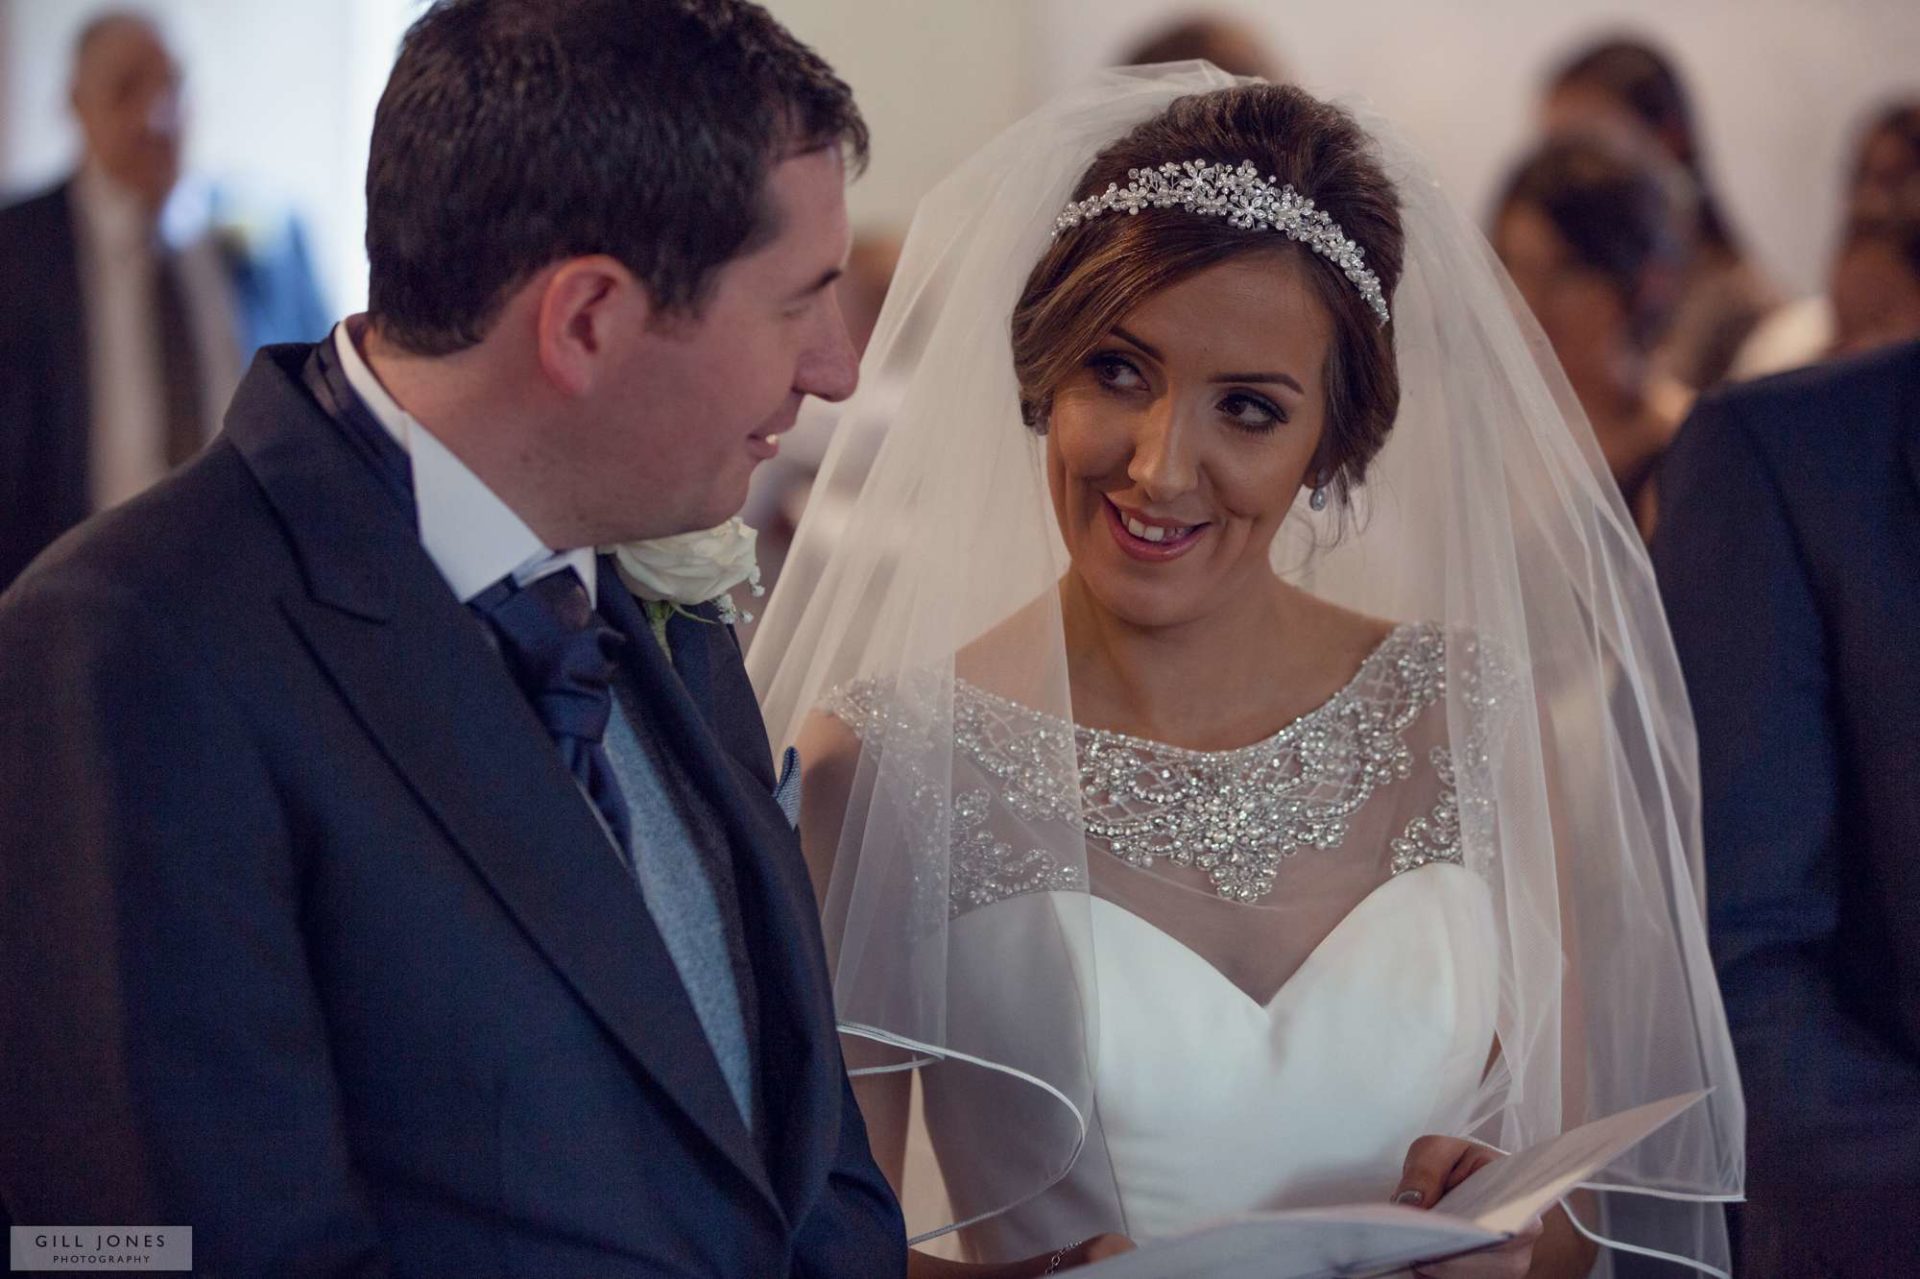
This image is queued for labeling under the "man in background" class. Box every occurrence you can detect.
[0,10,327,589]
[1653,337,1920,1274]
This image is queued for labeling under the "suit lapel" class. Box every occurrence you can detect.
[226,349,778,1211]
[665,601,778,789]
[598,567,844,1220]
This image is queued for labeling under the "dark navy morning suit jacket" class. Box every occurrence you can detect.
[0,343,905,1277]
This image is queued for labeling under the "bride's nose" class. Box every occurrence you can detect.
[1126,401,1200,503]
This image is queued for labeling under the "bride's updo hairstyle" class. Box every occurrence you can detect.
[1013,84,1404,507]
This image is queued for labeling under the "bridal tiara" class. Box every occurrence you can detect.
[1052,159,1390,326]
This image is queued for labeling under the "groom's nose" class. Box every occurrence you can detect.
[795,293,860,404]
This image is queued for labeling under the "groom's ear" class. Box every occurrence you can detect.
[533,255,647,398]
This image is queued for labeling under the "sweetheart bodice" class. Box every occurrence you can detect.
[822,622,1512,1260]
[920,867,1499,1259]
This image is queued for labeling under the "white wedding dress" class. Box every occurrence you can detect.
[829,622,1506,1259]
[755,65,1743,1275]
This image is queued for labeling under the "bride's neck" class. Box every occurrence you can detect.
[1058,569,1300,750]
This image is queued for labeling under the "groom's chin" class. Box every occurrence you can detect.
[685,472,757,535]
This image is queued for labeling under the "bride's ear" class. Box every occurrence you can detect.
[1301,443,1337,497]
[1021,391,1052,436]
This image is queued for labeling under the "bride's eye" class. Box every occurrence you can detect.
[1087,352,1146,393]
[1219,391,1285,432]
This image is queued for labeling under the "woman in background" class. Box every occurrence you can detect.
[1732,100,1920,378]
[1543,37,1776,392]
[1493,133,1693,540]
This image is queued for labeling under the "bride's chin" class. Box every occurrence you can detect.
[1071,563,1211,633]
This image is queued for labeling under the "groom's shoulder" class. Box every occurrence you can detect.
[0,441,295,652]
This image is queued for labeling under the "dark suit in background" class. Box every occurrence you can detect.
[1653,339,1920,1274]
[0,344,904,1276]
[0,177,328,590]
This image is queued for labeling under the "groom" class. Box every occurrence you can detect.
[0,1,905,1275]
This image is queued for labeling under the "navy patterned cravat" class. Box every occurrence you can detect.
[469,568,634,857]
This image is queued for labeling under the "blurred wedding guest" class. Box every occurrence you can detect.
[1494,133,1692,539]
[0,10,328,590]
[1733,100,1920,379]
[1652,336,1920,1275]
[1544,36,1777,391]
[1852,100,1920,216]
[1117,14,1285,81]
[1828,206,1920,357]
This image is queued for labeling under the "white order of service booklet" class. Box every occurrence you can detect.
[1073,1091,1708,1279]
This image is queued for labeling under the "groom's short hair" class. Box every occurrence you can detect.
[366,0,867,356]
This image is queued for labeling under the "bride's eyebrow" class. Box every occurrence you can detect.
[1111,325,1302,394]
[1210,369,1304,394]
[1109,326,1161,359]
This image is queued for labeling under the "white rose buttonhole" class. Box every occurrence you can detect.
[609,517,766,656]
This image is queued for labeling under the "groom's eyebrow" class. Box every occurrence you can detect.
[787,264,845,302]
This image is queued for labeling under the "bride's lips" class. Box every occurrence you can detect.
[1102,497,1207,562]
[745,431,781,461]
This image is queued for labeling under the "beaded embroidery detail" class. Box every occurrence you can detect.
[827,623,1512,912]
[953,623,1443,902]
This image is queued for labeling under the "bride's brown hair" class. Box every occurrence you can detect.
[1012,84,1404,506]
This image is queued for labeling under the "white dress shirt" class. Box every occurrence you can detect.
[71,165,242,511]
[331,318,598,605]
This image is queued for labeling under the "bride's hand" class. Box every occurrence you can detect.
[1394,1136,1543,1279]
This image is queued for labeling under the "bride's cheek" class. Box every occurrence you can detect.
[1053,403,1132,484]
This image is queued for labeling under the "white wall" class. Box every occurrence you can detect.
[1,0,422,315]
[1034,0,1920,298]
[9,1,1906,305]
[763,0,1039,235]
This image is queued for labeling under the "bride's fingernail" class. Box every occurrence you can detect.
[1393,1189,1425,1205]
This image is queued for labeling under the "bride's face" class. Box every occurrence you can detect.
[1045,251,1333,630]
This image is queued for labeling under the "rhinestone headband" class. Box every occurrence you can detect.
[1052,159,1390,326]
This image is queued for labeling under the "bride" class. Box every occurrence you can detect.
[750,65,1742,1278]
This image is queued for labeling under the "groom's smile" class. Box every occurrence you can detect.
[610,144,859,539]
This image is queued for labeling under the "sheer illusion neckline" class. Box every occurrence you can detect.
[954,621,1419,759]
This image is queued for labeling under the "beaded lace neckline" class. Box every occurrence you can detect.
[954,621,1418,765]
[947,622,1450,903]
[826,622,1487,909]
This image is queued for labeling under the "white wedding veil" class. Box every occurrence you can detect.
[750,63,1743,1275]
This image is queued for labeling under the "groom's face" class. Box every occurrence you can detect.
[602,146,859,540]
